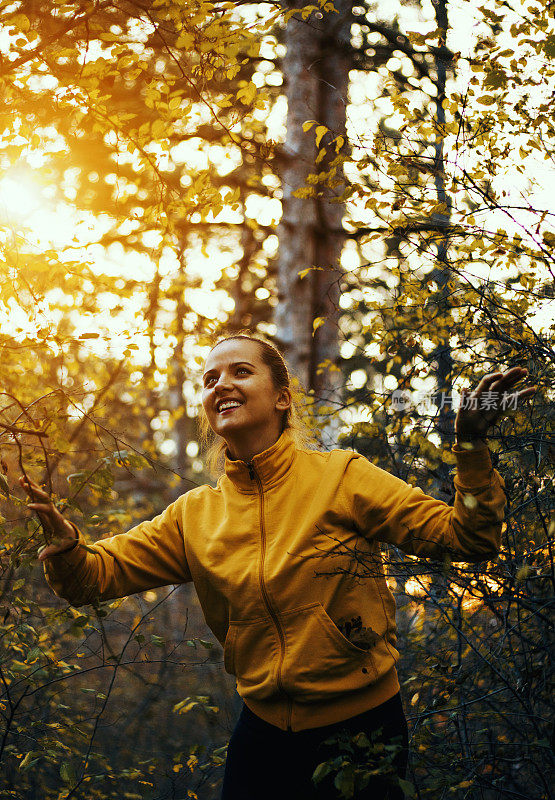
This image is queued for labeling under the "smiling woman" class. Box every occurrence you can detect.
[23,333,534,800]
[199,335,310,472]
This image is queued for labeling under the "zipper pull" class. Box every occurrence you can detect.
[247,462,255,480]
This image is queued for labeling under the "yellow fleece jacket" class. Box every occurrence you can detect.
[44,431,506,731]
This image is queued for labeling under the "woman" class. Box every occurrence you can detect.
[22,335,535,799]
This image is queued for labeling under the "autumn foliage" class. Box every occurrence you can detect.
[0,0,553,798]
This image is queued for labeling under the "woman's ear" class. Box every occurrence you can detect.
[275,387,292,412]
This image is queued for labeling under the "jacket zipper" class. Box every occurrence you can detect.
[247,461,293,731]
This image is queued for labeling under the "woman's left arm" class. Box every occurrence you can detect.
[346,367,536,561]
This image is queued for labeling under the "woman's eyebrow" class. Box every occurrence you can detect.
[202,361,255,379]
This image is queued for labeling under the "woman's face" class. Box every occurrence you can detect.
[201,339,291,449]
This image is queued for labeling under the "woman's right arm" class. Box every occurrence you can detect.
[22,477,192,607]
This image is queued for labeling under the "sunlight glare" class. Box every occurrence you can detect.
[0,176,44,220]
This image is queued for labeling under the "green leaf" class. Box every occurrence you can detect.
[484,68,507,89]
[60,761,77,783]
[312,761,332,784]
[516,565,531,581]
[542,34,555,59]
[19,752,34,770]
[398,778,416,797]
[334,766,355,798]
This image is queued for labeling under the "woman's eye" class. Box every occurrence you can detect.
[237,368,250,375]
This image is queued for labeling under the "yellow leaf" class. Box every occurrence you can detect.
[176,32,194,49]
[292,186,317,198]
[11,14,30,32]
[284,8,300,22]
[303,120,317,132]
[315,125,328,148]
[237,82,256,105]
[301,5,318,19]
[151,119,165,138]
[315,149,326,165]
[312,317,325,333]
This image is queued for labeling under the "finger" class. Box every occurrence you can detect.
[20,476,42,489]
[495,370,529,387]
[27,502,57,514]
[38,542,76,561]
[490,378,535,398]
[514,387,537,401]
[20,479,51,501]
[473,372,504,394]
[486,367,527,385]
[488,370,532,394]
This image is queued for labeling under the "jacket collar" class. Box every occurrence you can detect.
[224,430,296,492]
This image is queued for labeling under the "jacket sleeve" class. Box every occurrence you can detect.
[43,497,192,607]
[344,443,506,562]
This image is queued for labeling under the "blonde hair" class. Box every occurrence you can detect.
[198,333,315,475]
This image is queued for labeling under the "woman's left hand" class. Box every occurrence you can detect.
[455,367,536,443]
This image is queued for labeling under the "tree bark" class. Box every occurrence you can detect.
[430,0,455,487]
[275,1,352,439]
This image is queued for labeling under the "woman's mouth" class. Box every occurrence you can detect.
[217,400,243,414]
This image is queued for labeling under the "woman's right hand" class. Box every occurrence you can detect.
[20,477,79,561]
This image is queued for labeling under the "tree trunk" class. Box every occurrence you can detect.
[275,0,352,443]
[430,0,455,488]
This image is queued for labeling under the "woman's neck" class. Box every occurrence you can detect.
[225,428,282,464]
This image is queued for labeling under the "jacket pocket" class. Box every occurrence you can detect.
[223,616,280,701]
[280,602,382,702]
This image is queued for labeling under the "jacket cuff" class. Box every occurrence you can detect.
[452,442,494,488]
[44,524,87,574]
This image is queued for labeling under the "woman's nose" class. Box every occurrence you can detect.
[213,374,233,392]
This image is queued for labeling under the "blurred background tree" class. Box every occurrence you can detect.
[0,0,553,797]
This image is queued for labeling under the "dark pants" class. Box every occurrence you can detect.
[221,692,409,800]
